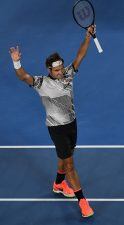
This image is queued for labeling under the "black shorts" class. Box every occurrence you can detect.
[48,119,77,159]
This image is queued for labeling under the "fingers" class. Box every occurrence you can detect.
[90,24,96,34]
[9,46,21,59]
[16,45,19,51]
[87,24,96,37]
[9,47,15,54]
[9,46,20,53]
[92,24,96,34]
[16,46,21,57]
[9,45,21,61]
[16,45,21,55]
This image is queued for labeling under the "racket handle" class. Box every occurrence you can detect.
[93,37,103,53]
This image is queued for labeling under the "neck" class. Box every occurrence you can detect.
[48,74,57,80]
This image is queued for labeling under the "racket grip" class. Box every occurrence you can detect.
[93,37,103,53]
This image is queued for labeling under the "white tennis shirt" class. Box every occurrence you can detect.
[32,64,77,126]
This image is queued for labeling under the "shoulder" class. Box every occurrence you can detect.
[31,75,44,89]
[64,63,78,76]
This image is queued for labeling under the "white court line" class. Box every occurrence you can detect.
[0,146,123,202]
[0,198,124,202]
[0,145,124,149]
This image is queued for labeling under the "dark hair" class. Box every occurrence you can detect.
[45,52,64,68]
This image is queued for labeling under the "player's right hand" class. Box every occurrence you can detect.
[9,46,21,62]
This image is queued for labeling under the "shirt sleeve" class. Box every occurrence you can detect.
[30,76,43,89]
[64,64,78,81]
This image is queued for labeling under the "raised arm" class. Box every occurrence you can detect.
[9,46,33,86]
[73,25,96,70]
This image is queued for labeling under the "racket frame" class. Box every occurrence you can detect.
[73,0,103,53]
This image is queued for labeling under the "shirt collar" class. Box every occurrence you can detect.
[48,74,57,80]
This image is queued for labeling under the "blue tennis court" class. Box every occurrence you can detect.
[0,0,124,224]
[0,147,124,225]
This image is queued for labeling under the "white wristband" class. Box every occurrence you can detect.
[13,60,21,70]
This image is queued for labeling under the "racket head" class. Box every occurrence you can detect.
[73,0,95,29]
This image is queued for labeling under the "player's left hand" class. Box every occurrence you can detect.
[87,24,96,36]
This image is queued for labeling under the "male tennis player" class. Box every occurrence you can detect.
[10,25,95,218]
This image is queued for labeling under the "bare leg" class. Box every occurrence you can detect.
[56,155,94,217]
[63,156,81,191]
[57,157,65,172]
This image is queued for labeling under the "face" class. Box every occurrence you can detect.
[49,64,64,79]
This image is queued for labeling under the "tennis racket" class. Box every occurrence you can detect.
[73,0,103,53]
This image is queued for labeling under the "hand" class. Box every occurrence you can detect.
[9,46,21,62]
[86,24,96,37]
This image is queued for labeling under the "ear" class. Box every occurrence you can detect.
[47,68,52,74]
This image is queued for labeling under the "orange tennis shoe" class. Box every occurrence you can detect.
[79,198,94,217]
[53,180,75,197]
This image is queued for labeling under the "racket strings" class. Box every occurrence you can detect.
[73,0,94,28]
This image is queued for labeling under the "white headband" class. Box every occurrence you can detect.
[52,60,63,68]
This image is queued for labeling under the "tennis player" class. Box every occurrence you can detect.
[10,25,95,218]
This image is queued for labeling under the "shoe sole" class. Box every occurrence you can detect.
[82,211,94,218]
[53,189,75,198]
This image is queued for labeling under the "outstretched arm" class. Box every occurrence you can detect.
[73,25,96,70]
[9,46,33,86]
